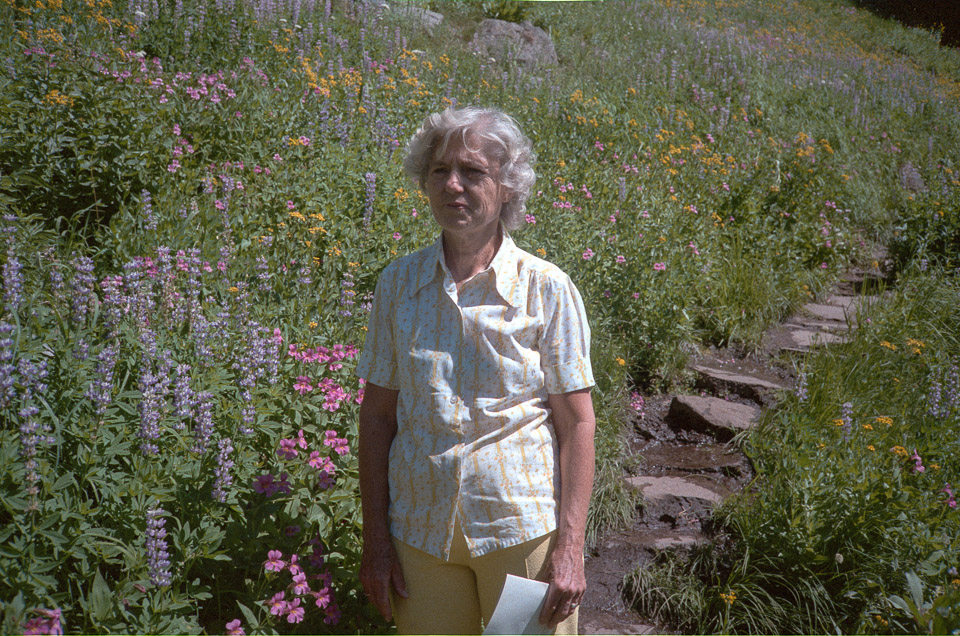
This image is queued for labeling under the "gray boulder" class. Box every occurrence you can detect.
[395,5,443,35]
[898,161,926,193]
[470,19,558,68]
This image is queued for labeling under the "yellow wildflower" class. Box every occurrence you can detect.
[615,357,626,367]
[862,423,873,431]
[833,419,845,427]
[719,591,737,605]
[880,341,897,351]
[891,445,908,458]
[867,445,875,452]
[228,286,239,293]
[309,321,318,328]
[875,416,893,426]
[536,248,546,257]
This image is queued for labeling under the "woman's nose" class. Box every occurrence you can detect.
[444,169,464,192]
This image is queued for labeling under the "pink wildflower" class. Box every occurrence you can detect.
[253,474,279,497]
[264,550,285,572]
[285,598,305,623]
[324,603,341,625]
[616,255,626,264]
[653,262,666,271]
[277,438,298,460]
[293,376,313,394]
[225,619,245,635]
[313,586,332,609]
[393,232,402,240]
[287,200,295,209]
[266,591,287,616]
[291,572,311,595]
[943,484,957,508]
[582,248,594,260]
[288,553,302,576]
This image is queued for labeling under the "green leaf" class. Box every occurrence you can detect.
[89,569,112,623]
[236,601,258,628]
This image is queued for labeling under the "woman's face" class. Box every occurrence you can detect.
[425,132,508,241]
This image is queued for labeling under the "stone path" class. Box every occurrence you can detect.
[578,260,891,634]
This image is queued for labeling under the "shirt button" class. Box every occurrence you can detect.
[449,396,458,405]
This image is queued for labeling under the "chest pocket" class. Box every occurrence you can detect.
[396,293,459,393]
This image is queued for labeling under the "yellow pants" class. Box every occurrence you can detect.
[391,523,578,635]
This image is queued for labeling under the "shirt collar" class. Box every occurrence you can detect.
[410,230,525,309]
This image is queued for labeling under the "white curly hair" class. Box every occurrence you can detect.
[402,106,536,231]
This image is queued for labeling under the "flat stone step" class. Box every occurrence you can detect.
[785,317,849,333]
[638,444,745,474]
[579,613,658,635]
[836,270,890,295]
[801,302,849,322]
[690,362,785,404]
[624,474,730,523]
[666,395,761,441]
[785,328,847,349]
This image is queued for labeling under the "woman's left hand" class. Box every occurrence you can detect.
[539,387,595,628]
[539,541,586,627]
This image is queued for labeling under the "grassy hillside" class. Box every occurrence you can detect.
[0,0,957,632]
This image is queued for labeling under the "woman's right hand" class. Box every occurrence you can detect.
[359,537,408,621]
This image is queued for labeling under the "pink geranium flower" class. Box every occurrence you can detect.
[225,619,245,635]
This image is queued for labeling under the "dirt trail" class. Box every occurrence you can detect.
[578,256,891,634]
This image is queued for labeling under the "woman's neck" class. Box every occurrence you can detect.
[441,225,503,284]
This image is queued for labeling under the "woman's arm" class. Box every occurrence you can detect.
[540,387,596,627]
[358,382,407,621]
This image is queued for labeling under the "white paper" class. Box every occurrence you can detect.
[482,574,552,635]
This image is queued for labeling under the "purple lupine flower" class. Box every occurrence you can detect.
[927,361,959,419]
[137,348,171,456]
[191,390,215,454]
[172,364,195,430]
[212,437,234,502]
[2,253,22,316]
[0,322,16,408]
[142,189,157,231]
[840,401,853,440]
[17,357,48,400]
[145,507,172,587]
[70,255,96,326]
[363,172,376,227]
[48,265,65,302]
[73,338,90,361]
[255,256,271,292]
[19,404,53,499]
[100,275,127,340]
[795,372,808,402]
[339,273,355,317]
[84,344,118,416]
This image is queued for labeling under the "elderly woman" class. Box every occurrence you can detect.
[356,106,595,635]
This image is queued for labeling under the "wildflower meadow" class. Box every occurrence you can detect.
[1,0,958,632]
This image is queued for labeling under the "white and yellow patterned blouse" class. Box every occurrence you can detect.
[355,232,594,559]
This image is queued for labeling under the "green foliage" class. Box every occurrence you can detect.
[1,0,959,632]
[632,270,960,633]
